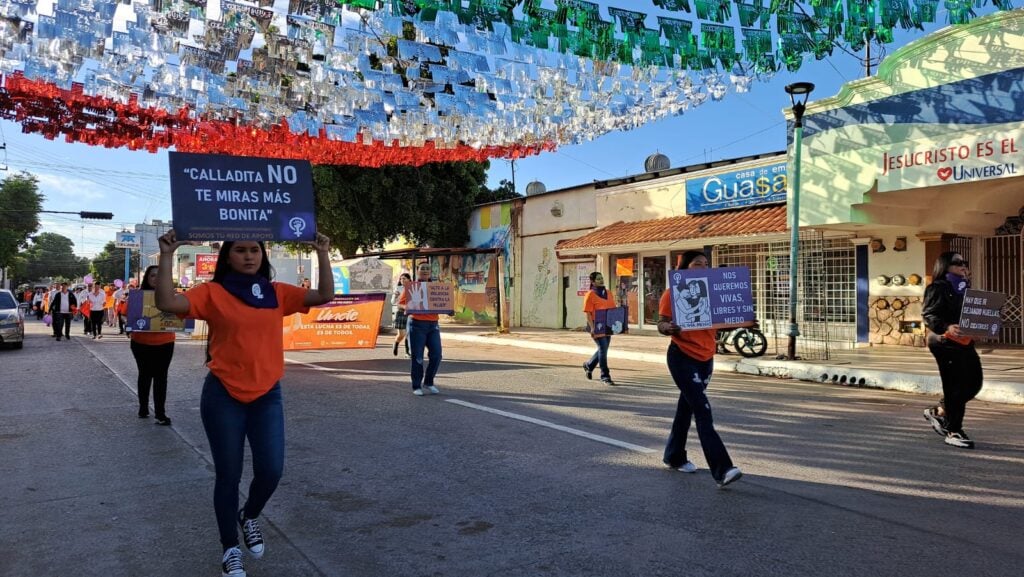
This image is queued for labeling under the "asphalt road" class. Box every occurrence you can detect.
[2,319,1022,577]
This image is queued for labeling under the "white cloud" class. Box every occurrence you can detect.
[35,172,109,202]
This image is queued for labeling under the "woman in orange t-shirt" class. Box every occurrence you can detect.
[155,230,335,577]
[582,271,617,385]
[657,250,742,489]
[130,266,177,425]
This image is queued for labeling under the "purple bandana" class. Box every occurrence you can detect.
[219,272,278,309]
[945,272,969,295]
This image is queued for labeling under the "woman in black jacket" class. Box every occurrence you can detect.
[921,251,980,449]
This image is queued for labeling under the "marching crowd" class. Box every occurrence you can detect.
[23,280,130,340]
[13,234,984,577]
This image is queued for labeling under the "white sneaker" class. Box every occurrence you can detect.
[427,385,440,395]
[663,460,697,473]
[717,467,743,489]
[675,461,698,474]
[413,388,425,396]
[221,547,246,577]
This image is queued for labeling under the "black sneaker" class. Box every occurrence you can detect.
[238,509,265,559]
[601,377,617,386]
[221,546,245,577]
[923,407,948,436]
[154,416,172,426]
[583,363,593,380]
[945,431,974,449]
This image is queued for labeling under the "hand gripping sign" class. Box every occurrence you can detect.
[169,152,316,242]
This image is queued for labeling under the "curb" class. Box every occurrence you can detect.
[444,333,1024,405]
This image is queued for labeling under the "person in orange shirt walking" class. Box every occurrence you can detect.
[582,271,617,385]
[155,230,335,577]
[131,266,176,425]
[657,250,742,489]
[401,262,443,395]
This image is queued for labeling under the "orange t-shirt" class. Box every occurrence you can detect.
[582,289,616,314]
[104,289,115,309]
[185,282,309,403]
[659,289,716,361]
[130,331,177,346]
[400,286,438,322]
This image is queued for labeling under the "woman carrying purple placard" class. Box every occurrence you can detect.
[657,250,742,489]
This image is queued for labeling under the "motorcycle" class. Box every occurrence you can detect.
[716,325,768,358]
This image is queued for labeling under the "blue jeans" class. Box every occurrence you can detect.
[663,345,734,482]
[200,373,284,549]
[586,335,612,380]
[408,319,442,390]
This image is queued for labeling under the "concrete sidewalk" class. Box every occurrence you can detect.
[440,325,1024,405]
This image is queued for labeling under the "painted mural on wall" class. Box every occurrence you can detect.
[523,246,555,327]
[441,200,515,326]
[429,253,501,326]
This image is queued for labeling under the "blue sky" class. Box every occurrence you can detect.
[0,4,988,258]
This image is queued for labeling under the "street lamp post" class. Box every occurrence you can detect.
[785,81,815,361]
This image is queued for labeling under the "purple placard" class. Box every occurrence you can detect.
[594,306,629,335]
[668,267,755,331]
[126,290,195,332]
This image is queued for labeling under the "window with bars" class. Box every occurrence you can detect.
[713,233,857,358]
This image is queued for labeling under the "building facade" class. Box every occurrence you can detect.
[793,8,1024,346]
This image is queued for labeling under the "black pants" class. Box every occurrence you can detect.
[927,338,983,432]
[664,345,734,482]
[89,311,106,336]
[83,314,92,335]
[52,312,71,339]
[131,341,175,419]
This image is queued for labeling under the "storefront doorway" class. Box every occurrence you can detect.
[642,256,666,326]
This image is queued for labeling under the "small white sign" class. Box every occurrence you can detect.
[115,232,140,249]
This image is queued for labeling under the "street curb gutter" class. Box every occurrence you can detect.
[445,333,1024,405]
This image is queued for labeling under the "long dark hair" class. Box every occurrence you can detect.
[678,250,707,269]
[211,241,274,282]
[932,251,962,280]
[141,265,159,290]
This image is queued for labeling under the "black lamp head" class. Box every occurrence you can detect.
[785,82,816,106]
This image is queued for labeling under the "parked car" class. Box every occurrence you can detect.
[0,289,25,349]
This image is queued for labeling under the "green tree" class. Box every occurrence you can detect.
[473,178,521,205]
[19,233,90,282]
[90,240,140,284]
[0,172,44,270]
[312,161,491,257]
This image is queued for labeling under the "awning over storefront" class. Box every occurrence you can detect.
[555,204,787,256]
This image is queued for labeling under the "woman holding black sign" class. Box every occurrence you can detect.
[922,252,981,449]
[155,229,335,577]
[657,250,742,488]
[582,271,617,385]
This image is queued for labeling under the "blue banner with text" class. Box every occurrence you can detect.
[169,152,315,242]
[685,162,787,214]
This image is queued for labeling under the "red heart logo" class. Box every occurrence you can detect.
[937,167,953,181]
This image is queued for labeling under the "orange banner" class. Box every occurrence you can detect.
[616,258,634,277]
[283,293,385,350]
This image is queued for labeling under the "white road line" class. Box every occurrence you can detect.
[285,359,341,372]
[445,399,656,454]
